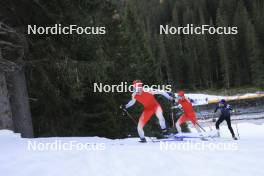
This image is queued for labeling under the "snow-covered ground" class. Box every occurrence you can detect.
[1,122,264,176]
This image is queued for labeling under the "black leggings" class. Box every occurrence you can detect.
[215,115,235,136]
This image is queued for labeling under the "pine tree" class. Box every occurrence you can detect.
[251,1,264,87]
[216,0,232,88]
[232,0,252,86]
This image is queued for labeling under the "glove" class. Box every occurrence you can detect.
[120,105,127,116]
[171,104,182,110]
[174,96,180,103]
[120,104,126,110]
[173,98,178,105]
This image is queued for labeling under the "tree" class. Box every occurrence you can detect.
[0,22,33,137]
[216,0,232,88]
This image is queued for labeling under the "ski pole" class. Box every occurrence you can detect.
[235,123,240,139]
[122,108,155,142]
[197,106,213,131]
[171,103,175,128]
[195,120,217,140]
[194,121,206,132]
[122,108,137,125]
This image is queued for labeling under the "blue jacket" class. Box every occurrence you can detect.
[214,104,232,117]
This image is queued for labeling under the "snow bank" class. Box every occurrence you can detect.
[1,122,264,176]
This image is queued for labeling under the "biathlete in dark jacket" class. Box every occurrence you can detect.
[214,99,238,140]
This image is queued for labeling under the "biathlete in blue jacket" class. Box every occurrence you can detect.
[214,99,238,140]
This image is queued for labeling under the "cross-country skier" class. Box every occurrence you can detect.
[121,80,174,143]
[174,91,202,134]
[214,99,238,140]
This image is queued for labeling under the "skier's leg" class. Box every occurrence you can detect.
[175,115,187,133]
[225,116,235,137]
[155,106,166,130]
[137,109,154,139]
[215,116,224,137]
[175,121,181,133]
[215,116,224,129]
[155,105,169,136]
[190,113,202,133]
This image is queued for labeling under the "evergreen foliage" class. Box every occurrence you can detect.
[1,0,263,138]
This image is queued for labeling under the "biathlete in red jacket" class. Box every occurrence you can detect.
[122,80,174,142]
[174,91,202,133]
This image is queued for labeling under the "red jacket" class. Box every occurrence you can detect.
[178,98,195,115]
[134,91,159,108]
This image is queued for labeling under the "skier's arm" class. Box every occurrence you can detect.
[125,93,136,109]
[214,105,219,113]
[227,104,232,111]
[149,89,173,101]
[125,99,136,109]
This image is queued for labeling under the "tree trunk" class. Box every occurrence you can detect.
[0,73,14,130]
[7,69,33,138]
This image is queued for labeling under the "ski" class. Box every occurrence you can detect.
[151,138,184,142]
[150,134,211,142]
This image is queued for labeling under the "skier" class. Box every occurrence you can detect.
[174,91,202,134]
[121,80,174,142]
[214,99,238,140]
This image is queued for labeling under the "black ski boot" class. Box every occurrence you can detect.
[139,138,147,143]
[162,129,172,138]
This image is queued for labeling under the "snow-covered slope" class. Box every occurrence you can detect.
[1,122,264,176]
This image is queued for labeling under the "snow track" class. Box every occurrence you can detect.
[1,122,264,176]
